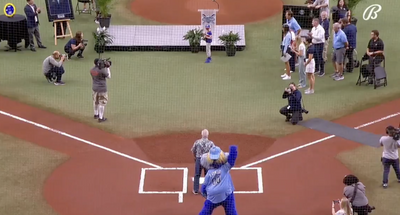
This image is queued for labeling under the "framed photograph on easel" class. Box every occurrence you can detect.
[44,0,75,22]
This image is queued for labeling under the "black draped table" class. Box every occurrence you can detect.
[0,14,29,51]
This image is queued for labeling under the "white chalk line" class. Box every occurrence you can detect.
[0,110,162,169]
[139,167,263,202]
[241,112,400,168]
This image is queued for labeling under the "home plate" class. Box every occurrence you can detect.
[192,177,205,184]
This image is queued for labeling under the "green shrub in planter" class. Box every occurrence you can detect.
[183,28,204,53]
[97,0,114,28]
[218,31,241,57]
[93,27,114,58]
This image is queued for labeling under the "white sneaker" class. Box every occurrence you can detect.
[295,63,299,67]
[281,73,288,78]
[305,89,314,94]
[290,71,294,73]
[282,76,291,80]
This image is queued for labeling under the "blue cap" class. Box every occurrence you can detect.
[209,146,221,160]
[205,24,210,28]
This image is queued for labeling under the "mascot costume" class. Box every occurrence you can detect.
[199,145,238,215]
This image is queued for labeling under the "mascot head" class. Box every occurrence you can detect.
[207,146,227,169]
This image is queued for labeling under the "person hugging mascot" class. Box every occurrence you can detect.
[199,145,238,215]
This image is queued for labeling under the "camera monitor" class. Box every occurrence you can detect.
[45,0,75,22]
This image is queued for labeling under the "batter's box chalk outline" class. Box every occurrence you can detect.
[191,167,263,194]
[139,167,188,203]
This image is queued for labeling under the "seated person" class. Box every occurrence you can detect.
[64,31,85,59]
[279,82,303,123]
[42,51,66,85]
[365,29,384,66]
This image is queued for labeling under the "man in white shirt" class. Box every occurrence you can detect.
[308,18,325,76]
[380,126,400,188]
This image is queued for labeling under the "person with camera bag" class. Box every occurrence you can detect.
[64,31,86,59]
[380,126,400,188]
[90,58,111,122]
[279,82,302,124]
[342,174,375,215]
[42,51,67,85]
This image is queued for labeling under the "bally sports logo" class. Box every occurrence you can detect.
[363,4,382,21]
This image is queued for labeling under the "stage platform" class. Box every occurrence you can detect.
[105,25,246,52]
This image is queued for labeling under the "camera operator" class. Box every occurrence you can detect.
[279,82,302,123]
[90,58,111,122]
[380,126,400,188]
[42,51,66,85]
[64,31,86,59]
[342,174,374,215]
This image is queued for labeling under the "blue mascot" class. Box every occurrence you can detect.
[199,145,238,215]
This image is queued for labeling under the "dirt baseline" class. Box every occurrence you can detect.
[130,0,283,25]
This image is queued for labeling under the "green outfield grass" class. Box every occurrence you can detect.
[0,0,399,138]
[0,133,68,215]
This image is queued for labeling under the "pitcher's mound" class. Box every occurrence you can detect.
[131,0,282,24]
[134,133,275,165]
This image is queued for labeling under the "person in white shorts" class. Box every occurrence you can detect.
[304,37,316,94]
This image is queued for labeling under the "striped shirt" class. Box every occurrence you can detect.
[191,138,215,158]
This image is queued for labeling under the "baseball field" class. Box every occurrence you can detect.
[0,0,400,214]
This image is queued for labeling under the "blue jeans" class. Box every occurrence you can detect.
[288,47,296,72]
[313,43,325,74]
[45,66,65,82]
[199,193,237,215]
[194,157,207,192]
[382,157,400,184]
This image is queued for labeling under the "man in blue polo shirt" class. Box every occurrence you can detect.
[341,18,357,73]
[286,10,302,36]
[331,22,348,81]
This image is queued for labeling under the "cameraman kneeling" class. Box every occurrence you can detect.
[42,51,66,85]
[380,126,400,188]
[280,82,302,124]
[64,31,86,59]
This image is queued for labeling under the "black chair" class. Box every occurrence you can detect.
[76,0,92,15]
[356,54,387,89]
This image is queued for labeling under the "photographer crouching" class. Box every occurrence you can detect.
[279,82,307,125]
[64,31,87,59]
[42,51,67,85]
[380,126,400,188]
[90,58,112,122]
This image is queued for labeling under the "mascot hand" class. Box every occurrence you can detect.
[228,145,238,167]
[201,185,207,197]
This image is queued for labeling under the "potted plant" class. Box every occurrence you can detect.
[97,0,114,28]
[218,31,241,57]
[183,28,204,53]
[93,27,114,57]
[346,0,363,26]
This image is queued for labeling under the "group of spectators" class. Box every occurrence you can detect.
[281,0,384,95]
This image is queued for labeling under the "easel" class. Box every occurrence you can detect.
[54,19,73,45]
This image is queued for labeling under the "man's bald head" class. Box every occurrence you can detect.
[333,22,341,32]
[201,129,209,138]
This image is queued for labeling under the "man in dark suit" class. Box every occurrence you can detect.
[24,0,46,51]
[49,0,71,37]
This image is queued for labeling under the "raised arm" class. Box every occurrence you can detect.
[227,145,238,167]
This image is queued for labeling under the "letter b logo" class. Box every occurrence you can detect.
[363,4,382,21]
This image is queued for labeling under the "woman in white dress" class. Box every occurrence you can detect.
[304,37,316,94]
[332,197,353,215]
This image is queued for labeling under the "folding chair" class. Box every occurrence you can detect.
[356,54,387,89]
[76,0,92,15]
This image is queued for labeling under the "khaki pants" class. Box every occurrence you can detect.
[323,37,329,62]
[93,91,108,105]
